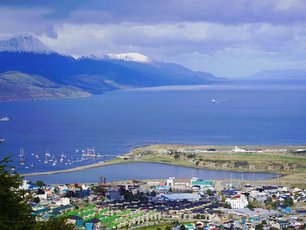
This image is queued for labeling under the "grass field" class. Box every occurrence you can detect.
[125,144,306,186]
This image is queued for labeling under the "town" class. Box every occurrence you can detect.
[21,175,305,229]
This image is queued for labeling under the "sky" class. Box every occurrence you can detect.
[1,0,306,77]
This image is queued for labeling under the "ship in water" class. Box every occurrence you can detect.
[0,116,9,121]
[0,138,5,143]
[82,147,97,157]
[19,148,25,165]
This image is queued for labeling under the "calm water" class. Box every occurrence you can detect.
[25,162,278,184]
[0,83,306,174]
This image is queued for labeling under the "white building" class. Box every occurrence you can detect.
[226,194,248,209]
[55,197,70,206]
[166,177,190,188]
[19,180,30,190]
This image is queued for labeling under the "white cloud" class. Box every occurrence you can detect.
[1,2,306,77]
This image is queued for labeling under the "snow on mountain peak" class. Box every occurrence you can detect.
[0,34,55,54]
[105,53,151,63]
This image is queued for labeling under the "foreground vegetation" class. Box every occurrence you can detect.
[0,157,75,230]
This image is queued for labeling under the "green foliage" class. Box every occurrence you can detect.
[265,197,280,210]
[174,154,180,159]
[150,190,157,197]
[206,189,213,196]
[35,217,76,230]
[0,156,36,229]
[179,224,187,230]
[34,180,46,188]
[247,203,255,211]
[223,202,231,209]
[32,196,41,204]
[0,157,77,230]
[283,197,294,207]
[255,223,264,230]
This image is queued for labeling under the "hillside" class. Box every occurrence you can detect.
[246,69,306,82]
[0,71,91,101]
[0,35,225,101]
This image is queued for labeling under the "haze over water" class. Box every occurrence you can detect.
[0,83,306,174]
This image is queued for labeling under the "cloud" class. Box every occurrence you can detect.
[1,0,306,76]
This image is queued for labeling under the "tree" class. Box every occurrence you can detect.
[0,157,76,230]
[0,156,36,229]
[179,224,187,230]
[283,197,294,207]
[150,190,157,197]
[36,217,76,230]
[255,223,264,230]
[206,189,213,196]
[33,196,41,204]
[34,180,46,188]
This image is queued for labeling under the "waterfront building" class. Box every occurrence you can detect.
[191,178,214,189]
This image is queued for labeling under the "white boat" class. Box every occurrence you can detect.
[211,99,217,103]
[19,148,25,165]
[0,117,9,121]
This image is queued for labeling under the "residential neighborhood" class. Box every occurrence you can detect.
[21,177,306,229]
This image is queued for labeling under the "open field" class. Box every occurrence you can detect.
[125,144,306,185]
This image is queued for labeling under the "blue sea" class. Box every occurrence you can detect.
[0,83,305,177]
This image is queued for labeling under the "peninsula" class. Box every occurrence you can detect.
[22,144,306,186]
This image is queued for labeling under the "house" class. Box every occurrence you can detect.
[191,178,214,189]
[249,165,256,170]
[55,197,70,206]
[106,189,123,201]
[225,194,248,209]
[267,165,275,170]
[282,165,290,170]
[19,180,30,190]
[166,177,190,188]
[222,163,230,168]
[221,182,240,190]
[161,193,200,201]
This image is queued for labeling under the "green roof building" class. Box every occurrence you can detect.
[191,180,214,188]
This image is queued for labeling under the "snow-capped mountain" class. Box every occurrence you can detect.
[0,35,55,54]
[104,53,151,63]
[0,35,224,101]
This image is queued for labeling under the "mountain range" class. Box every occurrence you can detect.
[0,35,223,101]
[247,69,306,81]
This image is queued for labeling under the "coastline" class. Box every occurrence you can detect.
[22,144,306,185]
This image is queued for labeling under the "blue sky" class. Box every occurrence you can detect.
[1,0,306,77]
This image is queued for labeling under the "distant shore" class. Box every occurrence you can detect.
[22,144,306,185]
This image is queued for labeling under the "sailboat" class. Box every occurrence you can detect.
[19,148,25,165]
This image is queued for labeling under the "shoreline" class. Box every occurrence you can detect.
[22,144,306,183]
[22,160,282,177]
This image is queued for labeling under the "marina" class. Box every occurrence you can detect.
[16,146,114,172]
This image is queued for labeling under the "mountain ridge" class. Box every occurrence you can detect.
[0,35,55,54]
[0,71,91,101]
[0,35,225,101]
